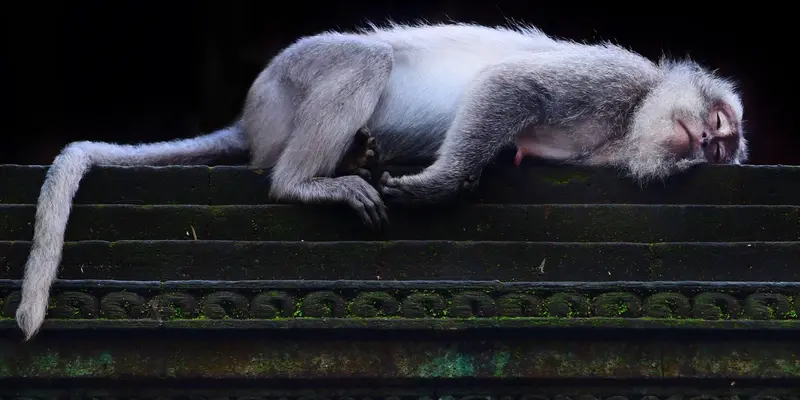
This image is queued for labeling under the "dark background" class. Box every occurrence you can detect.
[1,2,792,165]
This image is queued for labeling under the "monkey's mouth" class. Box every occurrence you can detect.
[711,141,724,163]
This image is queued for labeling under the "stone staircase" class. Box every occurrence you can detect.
[0,159,799,399]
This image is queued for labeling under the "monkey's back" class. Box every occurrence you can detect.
[364,23,565,161]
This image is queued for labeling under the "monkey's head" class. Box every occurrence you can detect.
[626,60,746,181]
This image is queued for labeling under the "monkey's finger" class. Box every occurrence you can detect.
[362,185,390,227]
[352,190,383,229]
[365,195,387,230]
[377,203,390,227]
[365,203,383,229]
[347,198,374,227]
[362,189,389,228]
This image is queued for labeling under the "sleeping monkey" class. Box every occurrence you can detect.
[15,22,746,340]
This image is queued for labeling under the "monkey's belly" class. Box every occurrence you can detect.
[514,137,578,166]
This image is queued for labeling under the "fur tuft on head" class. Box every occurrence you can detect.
[623,58,746,183]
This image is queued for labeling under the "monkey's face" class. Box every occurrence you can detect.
[672,101,744,165]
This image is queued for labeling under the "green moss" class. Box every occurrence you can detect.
[492,350,511,377]
[543,172,590,185]
[208,206,227,219]
[244,352,305,376]
[22,351,115,377]
[416,349,476,378]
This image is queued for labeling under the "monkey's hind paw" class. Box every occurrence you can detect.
[461,174,481,192]
[357,127,381,168]
[335,127,381,182]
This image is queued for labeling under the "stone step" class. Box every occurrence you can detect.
[3,162,800,392]
[1,240,798,282]
[1,204,797,242]
[2,164,799,205]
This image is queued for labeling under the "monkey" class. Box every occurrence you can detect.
[15,21,747,340]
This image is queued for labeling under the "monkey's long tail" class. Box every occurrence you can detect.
[16,123,249,340]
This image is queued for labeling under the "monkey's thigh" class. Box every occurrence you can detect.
[262,34,394,178]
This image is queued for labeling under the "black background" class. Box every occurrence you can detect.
[1,2,791,165]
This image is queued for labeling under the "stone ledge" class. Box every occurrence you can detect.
[1,240,798,281]
[2,204,797,242]
[2,164,799,205]
[3,391,800,400]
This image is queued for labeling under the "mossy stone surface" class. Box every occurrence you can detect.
[0,204,796,242]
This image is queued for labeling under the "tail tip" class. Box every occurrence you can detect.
[16,301,46,341]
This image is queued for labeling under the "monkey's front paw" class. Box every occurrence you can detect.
[378,172,406,202]
[379,171,464,205]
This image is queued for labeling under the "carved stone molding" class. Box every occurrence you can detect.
[3,283,800,323]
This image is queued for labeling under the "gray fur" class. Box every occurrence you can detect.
[15,21,746,340]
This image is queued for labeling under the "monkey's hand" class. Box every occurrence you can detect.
[378,168,480,205]
[329,175,389,228]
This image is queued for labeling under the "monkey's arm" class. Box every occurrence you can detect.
[379,59,551,204]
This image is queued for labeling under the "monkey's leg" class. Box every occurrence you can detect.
[249,36,393,228]
[335,127,381,183]
[379,63,542,204]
